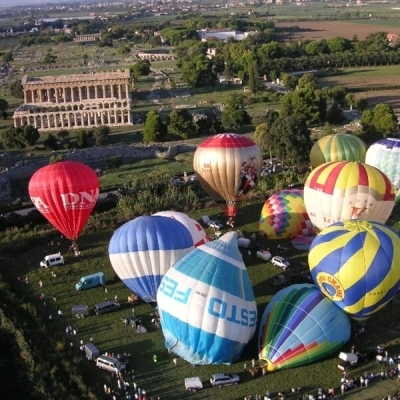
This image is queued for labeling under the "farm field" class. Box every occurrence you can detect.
[317,66,400,112]
[275,19,400,40]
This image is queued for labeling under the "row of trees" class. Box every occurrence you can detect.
[171,29,398,88]
[0,125,110,150]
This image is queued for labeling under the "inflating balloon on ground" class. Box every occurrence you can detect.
[259,189,314,239]
[108,216,194,303]
[153,210,209,247]
[258,284,351,371]
[157,231,257,365]
[308,220,400,321]
[28,161,99,241]
[310,133,366,169]
[304,161,395,231]
[193,133,263,218]
[365,137,400,200]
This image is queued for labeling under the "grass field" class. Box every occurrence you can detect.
[3,153,400,400]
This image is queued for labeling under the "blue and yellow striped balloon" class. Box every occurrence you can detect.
[308,220,400,320]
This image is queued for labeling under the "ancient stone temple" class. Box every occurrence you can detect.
[13,69,132,131]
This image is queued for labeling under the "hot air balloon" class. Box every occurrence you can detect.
[303,161,394,231]
[28,161,99,241]
[157,232,257,365]
[308,220,400,321]
[193,133,263,218]
[310,133,366,169]
[365,138,400,199]
[259,189,315,239]
[258,284,351,371]
[108,216,194,303]
[153,211,209,247]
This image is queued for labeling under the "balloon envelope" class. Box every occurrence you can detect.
[157,232,257,365]
[365,138,400,199]
[193,133,263,217]
[308,220,400,320]
[28,161,99,241]
[153,211,209,247]
[259,189,314,239]
[310,134,366,169]
[258,284,351,371]
[304,161,395,231]
[109,216,194,303]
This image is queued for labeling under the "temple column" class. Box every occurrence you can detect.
[79,87,83,102]
[118,84,122,99]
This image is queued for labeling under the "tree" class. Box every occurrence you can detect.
[326,102,345,124]
[1,125,39,149]
[9,80,23,98]
[280,86,324,126]
[167,109,195,139]
[345,93,356,111]
[3,51,13,63]
[247,61,258,96]
[22,124,40,146]
[43,133,59,150]
[76,129,90,148]
[180,55,216,88]
[93,125,110,146]
[221,93,251,130]
[143,111,167,143]
[44,50,57,65]
[361,103,398,142]
[269,116,312,172]
[130,60,151,87]
[0,98,8,119]
[356,97,368,112]
[116,46,131,56]
[297,73,317,90]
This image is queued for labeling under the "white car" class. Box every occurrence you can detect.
[271,256,290,270]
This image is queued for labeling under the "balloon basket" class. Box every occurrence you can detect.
[247,367,259,377]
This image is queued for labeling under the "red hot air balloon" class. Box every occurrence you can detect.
[28,161,99,241]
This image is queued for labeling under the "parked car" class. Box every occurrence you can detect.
[273,274,288,287]
[184,376,203,392]
[271,256,290,270]
[170,176,185,186]
[210,373,240,387]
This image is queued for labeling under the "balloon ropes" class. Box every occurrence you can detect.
[28,161,99,249]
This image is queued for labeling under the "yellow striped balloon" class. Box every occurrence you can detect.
[310,134,366,169]
[304,161,395,231]
[308,220,400,321]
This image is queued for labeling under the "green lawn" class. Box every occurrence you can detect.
[3,164,400,399]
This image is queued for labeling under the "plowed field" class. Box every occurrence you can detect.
[275,20,398,40]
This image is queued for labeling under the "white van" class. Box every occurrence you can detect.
[185,376,203,392]
[40,252,64,268]
[96,355,125,373]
